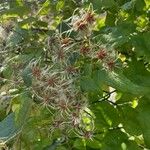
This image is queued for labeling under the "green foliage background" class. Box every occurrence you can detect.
[0,0,150,149]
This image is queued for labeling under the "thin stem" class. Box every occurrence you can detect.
[94,126,123,135]
[91,90,116,104]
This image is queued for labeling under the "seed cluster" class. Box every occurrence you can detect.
[71,8,95,37]
[70,7,119,71]
[30,61,94,139]
[97,48,119,70]
[28,7,120,139]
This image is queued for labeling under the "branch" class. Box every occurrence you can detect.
[91,90,117,105]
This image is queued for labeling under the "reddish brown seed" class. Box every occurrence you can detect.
[61,38,70,45]
[43,96,50,104]
[52,120,63,128]
[107,60,116,70]
[97,50,107,60]
[32,67,41,78]
[78,22,87,30]
[75,20,87,31]
[80,46,90,55]
[72,112,79,118]
[58,100,68,110]
[83,131,93,139]
[66,66,77,74]
[57,49,65,60]
[85,12,95,24]
[73,102,82,112]
[47,77,57,87]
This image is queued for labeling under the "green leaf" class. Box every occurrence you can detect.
[100,0,116,8]
[17,54,34,63]
[123,58,150,87]
[121,1,135,11]
[137,97,150,148]
[125,141,141,150]
[101,130,128,150]
[92,69,105,86]
[120,105,142,135]
[88,0,116,11]
[105,11,116,26]
[0,5,30,18]
[13,91,32,126]
[131,33,150,60]
[135,0,146,12]
[22,66,32,87]
[56,1,64,11]
[1,65,13,79]
[18,17,37,27]
[0,113,20,143]
[44,138,65,150]
[86,139,101,149]
[116,93,135,103]
[92,101,120,129]
[80,68,105,93]
[34,20,48,28]
[80,76,99,92]
[37,0,51,15]
[7,27,29,46]
[106,71,150,96]
[73,139,86,150]
[9,0,23,8]
[82,63,93,77]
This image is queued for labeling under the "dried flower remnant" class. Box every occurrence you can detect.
[84,12,95,24]
[52,119,64,128]
[57,49,65,60]
[61,38,70,44]
[106,59,116,70]
[97,49,107,60]
[75,128,94,140]
[71,112,80,128]
[61,37,72,47]
[32,66,41,78]
[46,77,58,87]
[49,118,66,136]
[66,65,77,74]
[58,100,68,110]
[42,96,51,106]
[77,21,88,31]
[73,101,83,112]
[56,99,71,116]
[83,131,94,140]
[71,8,96,36]
[80,45,90,55]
